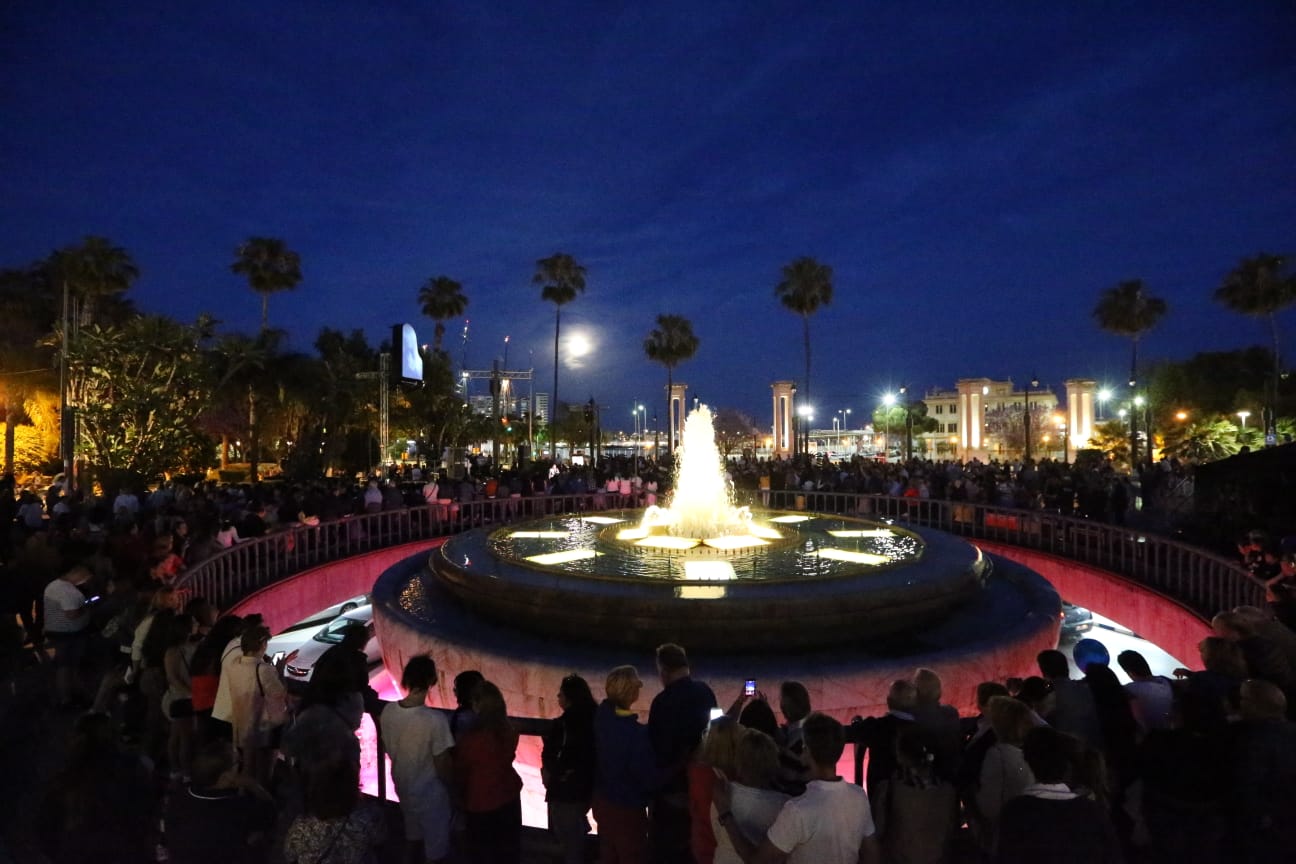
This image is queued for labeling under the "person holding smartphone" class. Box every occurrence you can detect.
[42,565,94,708]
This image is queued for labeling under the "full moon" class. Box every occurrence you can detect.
[567,332,592,357]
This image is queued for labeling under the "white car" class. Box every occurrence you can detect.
[280,605,381,684]
[280,593,370,635]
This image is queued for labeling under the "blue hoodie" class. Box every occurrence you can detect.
[594,698,658,808]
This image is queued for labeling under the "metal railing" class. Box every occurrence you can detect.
[178,489,1259,625]
[758,490,1262,616]
[176,493,614,610]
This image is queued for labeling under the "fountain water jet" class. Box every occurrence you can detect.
[640,405,754,540]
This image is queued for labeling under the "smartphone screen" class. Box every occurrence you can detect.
[708,707,725,722]
[744,678,757,696]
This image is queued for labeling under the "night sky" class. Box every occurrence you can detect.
[3,3,1295,424]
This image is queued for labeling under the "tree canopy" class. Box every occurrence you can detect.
[533,252,587,416]
[232,237,302,332]
[775,256,833,408]
[417,275,468,356]
[644,313,700,455]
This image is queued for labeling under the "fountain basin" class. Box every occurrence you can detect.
[431,510,989,652]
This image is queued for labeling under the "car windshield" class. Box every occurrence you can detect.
[314,616,361,645]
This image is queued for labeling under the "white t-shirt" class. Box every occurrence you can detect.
[713,784,791,864]
[43,579,88,634]
[380,701,455,792]
[766,778,874,864]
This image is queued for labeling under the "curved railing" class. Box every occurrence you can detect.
[177,489,1260,621]
[761,489,1260,617]
[176,493,609,609]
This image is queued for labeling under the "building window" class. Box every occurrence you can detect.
[947,423,957,434]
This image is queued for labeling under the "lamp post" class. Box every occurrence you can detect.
[1237,410,1251,429]
[1022,376,1039,463]
[1097,388,1112,421]
[798,405,814,456]
[1055,414,1069,463]
[899,386,914,462]
[882,392,897,459]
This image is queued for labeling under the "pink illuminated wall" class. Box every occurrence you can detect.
[975,541,1211,667]
[225,539,445,633]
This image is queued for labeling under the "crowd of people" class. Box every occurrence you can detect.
[2,464,1294,863]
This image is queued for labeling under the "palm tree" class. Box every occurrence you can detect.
[533,253,587,419]
[417,276,468,356]
[231,237,302,333]
[1214,254,1295,431]
[643,314,700,456]
[1093,279,1168,465]
[211,329,283,481]
[775,257,833,454]
[48,235,139,323]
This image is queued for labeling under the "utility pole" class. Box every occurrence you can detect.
[355,352,390,473]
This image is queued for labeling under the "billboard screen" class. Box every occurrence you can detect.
[394,323,423,383]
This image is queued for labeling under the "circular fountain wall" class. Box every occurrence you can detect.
[431,509,988,651]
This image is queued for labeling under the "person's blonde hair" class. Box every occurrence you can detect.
[699,715,742,776]
[471,680,512,736]
[734,728,780,789]
[605,665,641,709]
[988,695,1034,745]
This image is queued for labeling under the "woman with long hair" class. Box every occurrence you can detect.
[189,614,245,745]
[542,673,598,864]
[454,680,523,864]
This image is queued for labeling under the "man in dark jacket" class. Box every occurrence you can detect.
[855,679,917,824]
[647,642,716,864]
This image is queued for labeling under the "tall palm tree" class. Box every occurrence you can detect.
[231,237,302,333]
[1214,253,1295,430]
[417,276,468,356]
[533,253,587,419]
[643,314,700,456]
[1093,279,1168,465]
[775,257,833,452]
[48,235,139,326]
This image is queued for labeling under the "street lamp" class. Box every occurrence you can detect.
[797,404,814,456]
[882,392,897,458]
[1237,410,1251,429]
[898,386,915,461]
[632,403,645,471]
[1097,388,1113,421]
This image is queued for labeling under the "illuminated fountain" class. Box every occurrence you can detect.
[421,405,1007,651]
[369,400,1063,782]
[643,405,752,540]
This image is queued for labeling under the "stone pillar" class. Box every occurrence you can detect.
[771,381,796,459]
[1065,379,1096,458]
[669,383,688,453]
[957,378,992,462]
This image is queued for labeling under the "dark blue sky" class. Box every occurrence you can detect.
[3,3,1295,423]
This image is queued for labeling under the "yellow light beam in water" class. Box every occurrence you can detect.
[814,548,890,565]
[525,550,598,565]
